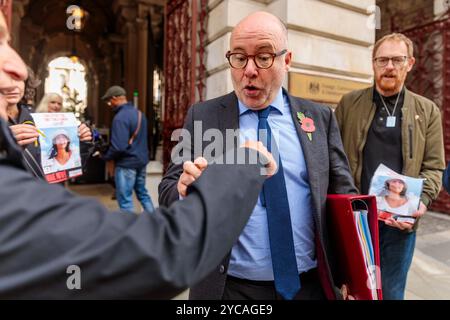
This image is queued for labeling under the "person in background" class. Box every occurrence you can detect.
[335,33,445,300]
[7,85,91,179]
[35,92,63,113]
[5,73,44,178]
[102,85,155,213]
[38,92,95,182]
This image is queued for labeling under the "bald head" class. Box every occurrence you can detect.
[227,11,292,110]
[231,12,288,49]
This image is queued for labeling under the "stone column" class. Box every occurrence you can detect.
[113,0,138,101]
[136,16,149,112]
[124,16,138,99]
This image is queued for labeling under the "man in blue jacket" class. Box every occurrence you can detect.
[102,86,154,213]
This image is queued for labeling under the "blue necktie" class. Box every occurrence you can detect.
[258,107,301,300]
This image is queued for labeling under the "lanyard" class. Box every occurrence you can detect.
[377,88,402,117]
[377,88,402,127]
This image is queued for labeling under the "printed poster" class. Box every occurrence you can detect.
[31,113,82,183]
[368,164,424,225]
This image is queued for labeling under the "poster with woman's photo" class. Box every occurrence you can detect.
[368,164,424,224]
[31,113,82,183]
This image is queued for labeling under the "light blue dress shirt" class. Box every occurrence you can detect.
[227,89,317,281]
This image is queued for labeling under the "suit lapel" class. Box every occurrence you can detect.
[286,92,317,178]
[286,91,324,231]
[219,92,240,154]
[219,92,240,133]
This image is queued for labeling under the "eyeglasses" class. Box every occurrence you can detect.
[226,49,287,69]
[373,56,409,68]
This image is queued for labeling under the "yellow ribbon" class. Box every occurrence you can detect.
[22,121,46,147]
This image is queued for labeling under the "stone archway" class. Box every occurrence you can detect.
[44,56,88,122]
[11,0,165,163]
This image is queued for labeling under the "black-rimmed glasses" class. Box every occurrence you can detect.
[226,49,288,69]
[373,56,408,68]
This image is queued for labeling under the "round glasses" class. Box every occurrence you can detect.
[373,56,409,68]
[226,49,287,69]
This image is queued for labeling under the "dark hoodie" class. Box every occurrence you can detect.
[7,104,45,179]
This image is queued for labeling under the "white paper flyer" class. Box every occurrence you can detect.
[31,113,82,183]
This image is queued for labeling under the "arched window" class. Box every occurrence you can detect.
[45,56,87,122]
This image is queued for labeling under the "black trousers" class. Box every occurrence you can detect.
[222,268,326,300]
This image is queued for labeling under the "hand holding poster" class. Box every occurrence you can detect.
[31,113,82,183]
[368,164,424,225]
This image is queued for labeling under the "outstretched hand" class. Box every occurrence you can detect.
[241,140,277,177]
[177,141,277,197]
[177,157,208,197]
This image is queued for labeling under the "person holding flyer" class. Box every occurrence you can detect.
[335,33,445,300]
[6,80,91,180]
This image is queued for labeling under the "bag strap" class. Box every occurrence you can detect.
[128,110,142,145]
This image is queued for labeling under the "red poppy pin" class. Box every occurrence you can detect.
[297,112,315,141]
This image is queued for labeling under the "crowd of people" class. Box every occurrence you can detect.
[0,9,449,300]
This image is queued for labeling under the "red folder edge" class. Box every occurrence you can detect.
[327,194,383,300]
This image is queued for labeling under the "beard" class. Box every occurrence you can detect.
[376,73,405,95]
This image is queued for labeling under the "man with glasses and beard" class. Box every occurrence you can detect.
[335,33,445,300]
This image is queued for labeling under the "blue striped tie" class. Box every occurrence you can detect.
[258,106,300,300]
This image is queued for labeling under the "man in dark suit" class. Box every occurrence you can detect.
[0,11,276,299]
[159,12,357,300]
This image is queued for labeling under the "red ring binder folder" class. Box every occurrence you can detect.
[327,194,383,300]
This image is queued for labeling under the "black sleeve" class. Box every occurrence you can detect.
[0,149,266,299]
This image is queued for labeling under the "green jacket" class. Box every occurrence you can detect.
[335,87,445,207]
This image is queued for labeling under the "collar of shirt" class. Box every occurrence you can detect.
[114,102,132,113]
[238,88,285,116]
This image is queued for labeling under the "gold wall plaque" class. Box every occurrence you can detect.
[289,73,370,105]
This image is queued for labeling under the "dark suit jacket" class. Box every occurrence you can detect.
[0,118,266,299]
[158,89,358,300]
